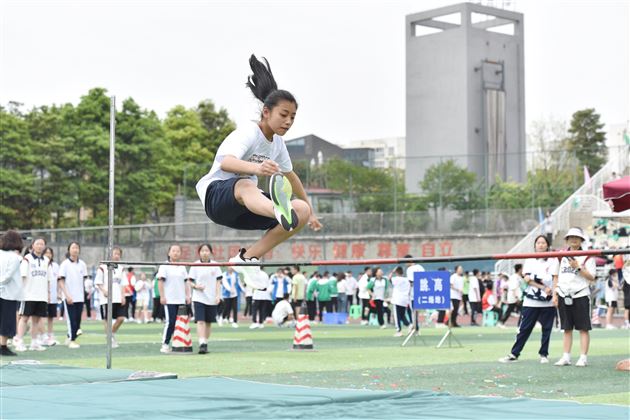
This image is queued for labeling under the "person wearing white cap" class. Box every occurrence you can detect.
[552,227,596,367]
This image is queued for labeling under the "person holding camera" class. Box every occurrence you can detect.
[553,228,596,368]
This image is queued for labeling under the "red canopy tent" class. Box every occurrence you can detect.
[603,176,630,212]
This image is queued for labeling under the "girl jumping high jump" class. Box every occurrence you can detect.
[196,55,322,288]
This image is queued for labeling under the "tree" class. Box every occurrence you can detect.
[0,105,38,230]
[566,108,607,174]
[420,160,481,210]
[163,100,235,198]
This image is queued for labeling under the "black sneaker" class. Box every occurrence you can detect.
[1,346,17,356]
[198,343,208,354]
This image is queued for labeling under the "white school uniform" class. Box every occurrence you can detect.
[157,263,188,305]
[20,253,51,303]
[93,264,125,305]
[554,255,596,299]
[189,261,222,305]
[391,276,411,307]
[58,258,87,302]
[196,121,293,201]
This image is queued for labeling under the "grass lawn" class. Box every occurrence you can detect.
[7,319,630,406]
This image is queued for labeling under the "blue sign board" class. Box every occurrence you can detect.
[412,271,451,310]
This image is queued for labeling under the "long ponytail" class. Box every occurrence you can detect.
[246,54,297,111]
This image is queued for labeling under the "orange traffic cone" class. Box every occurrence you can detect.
[292,314,314,350]
[172,305,193,353]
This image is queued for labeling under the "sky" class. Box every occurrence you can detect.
[0,0,628,146]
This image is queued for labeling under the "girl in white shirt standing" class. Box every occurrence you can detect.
[188,244,222,354]
[195,55,321,289]
[358,267,372,326]
[449,266,465,328]
[553,228,597,367]
[499,235,558,364]
[367,267,388,329]
[390,266,411,337]
[0,231,24,357]
[94,246,126,348]
[604,269,619,330]
[157,244,191,353]
[57,242,87,349]
[15,237,51,351]
[43,247,60,346]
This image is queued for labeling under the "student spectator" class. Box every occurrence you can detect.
[157,244,191,353]
[329,272,339,312]
[251,270,272,329]
[94,247,126,348]
[553,227,597,367]
[188,244,222,354]
[84,273,95,321]
[243,285,253,318]
[290,265,306,316]
[123,267,137,321]
[468,269,482,326]
[57,242,87,349]
[462,272,470,316]
[390,266,411,337]
[14,238,51,352]
[0,231,24,356]
[482,279,501,320]
[220,266,241,328]
[305,273,318,322]
[135,272,150,324]
[405,256,425,331]
[336,272,348,314]
[604,269,619,330]
[499,235,558,364]
[42,247,60,346]
[271,297,295,327]
[449,266,465,328]
[151,272,164,322]
[316,272,333,322]
[358,267,372,325]
[367,267,388,328]
[270,268,290,306]
[499,264,523,328]
[345,270,358,310]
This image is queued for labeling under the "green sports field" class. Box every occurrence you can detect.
[7,320,630,406]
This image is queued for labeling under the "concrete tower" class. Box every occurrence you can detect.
[405,3,525,194]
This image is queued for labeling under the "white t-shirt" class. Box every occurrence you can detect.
[252,271,272,301]
[0,250,23,301]
[20,253,51,302]
[407,264,425,300]
[358,274,370,299]
[94,264,124,305]
[49,261,59,304]
[506,274,522,304]
[450,273,464,300]
[468,276,481,303]
[189,262,222,305]
[371,278,387,301]
[555,255,597,299]
[522,258,557,308]
[391,276,410,307]
[272,299,293,326]
[157,263,188,305]
[135,278,150,301]
[605,277,618,303]
[345,275,357,296]
[195,121,293,203]
[58,258,87,303]
[337,279,347,294]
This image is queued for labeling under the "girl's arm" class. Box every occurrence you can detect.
[284,171,322,230]
[221,155,279,177]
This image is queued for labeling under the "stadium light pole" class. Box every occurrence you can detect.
[106,96,116,369]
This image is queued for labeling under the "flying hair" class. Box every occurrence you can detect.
[246,54,297,110]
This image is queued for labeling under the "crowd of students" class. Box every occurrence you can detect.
[1,228,628,362]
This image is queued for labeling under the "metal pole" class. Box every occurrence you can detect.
[106,96,116,369]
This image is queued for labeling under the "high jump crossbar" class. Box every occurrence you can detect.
[101,248,630,268]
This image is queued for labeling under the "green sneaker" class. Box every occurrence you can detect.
[270,173,298,231]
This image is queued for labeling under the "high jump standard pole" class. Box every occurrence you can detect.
[106,96,116,369]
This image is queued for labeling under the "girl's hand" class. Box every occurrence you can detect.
[552,295,558,307]
[66,296,73,305]
[258,160,280,177]
[308,213,323,231]
[160,297,166,305]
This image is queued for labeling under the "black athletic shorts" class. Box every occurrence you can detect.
[193,302,218,323]
[558,295,591,331]
[47,303,57,318]
[19,301,48,317]
[0,298,18,337]
[100,303,127,320]
[204,177,278,231]
[607,300,618,309]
